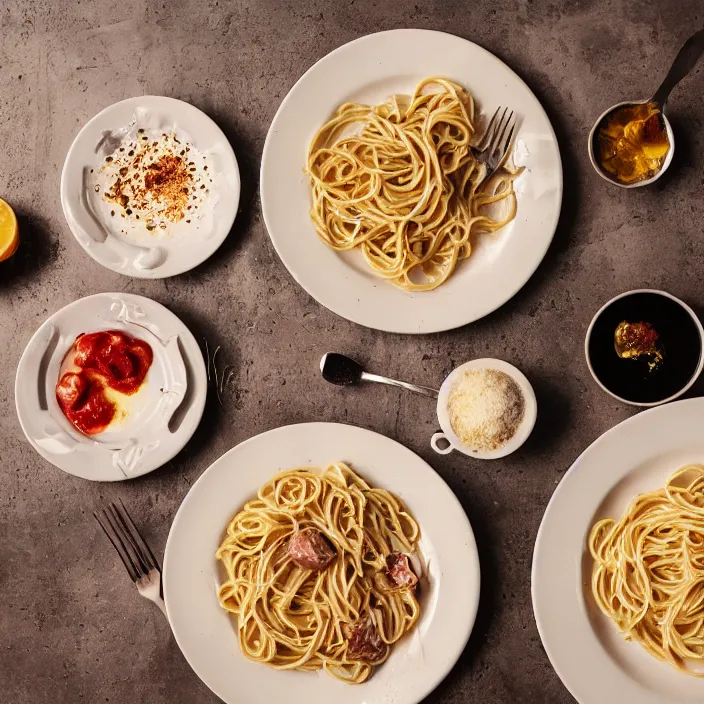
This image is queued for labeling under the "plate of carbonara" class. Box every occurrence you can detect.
[532,396,704,704]
[163,422,479,704]
[261,29,562,333]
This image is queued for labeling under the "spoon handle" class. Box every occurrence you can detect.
[360,372,439,399]
[652,28,704,108]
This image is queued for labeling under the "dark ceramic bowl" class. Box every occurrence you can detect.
[585,289,704,406]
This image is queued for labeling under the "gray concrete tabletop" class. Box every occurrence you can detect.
[2,1,704,702]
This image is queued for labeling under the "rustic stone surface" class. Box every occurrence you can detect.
[1,1,704,702]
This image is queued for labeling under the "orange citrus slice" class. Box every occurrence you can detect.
[0,198,19,262]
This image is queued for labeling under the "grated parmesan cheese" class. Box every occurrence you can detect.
[447,369,525,452]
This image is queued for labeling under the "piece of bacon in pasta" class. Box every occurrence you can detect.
[385,552,418,589]
[287,528,336,570]
[346,615,388,663]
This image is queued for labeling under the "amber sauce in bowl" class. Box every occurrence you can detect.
[588,101,672,187]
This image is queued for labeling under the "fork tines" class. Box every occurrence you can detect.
[94,500,160,582]
[476,106,517,164]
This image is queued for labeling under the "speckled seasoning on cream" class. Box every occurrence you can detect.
[98,129,211,234]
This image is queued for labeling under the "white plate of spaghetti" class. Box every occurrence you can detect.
[532,397,704,704]
[163,422,480,704]
[260,29,562,333]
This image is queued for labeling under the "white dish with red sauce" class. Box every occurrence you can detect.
[15,292,207,481]
[163,422,480,704]
[56,330,156,438]
[60,96,240,278]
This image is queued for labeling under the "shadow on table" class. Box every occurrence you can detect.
[145,302,241,482]
[521,374,572,456]
[646,112,696,193]
[0,210,60,288]
[679,302,704,401]
[421,488,497,702]
[181,109,260,277]
[491,66,582,315]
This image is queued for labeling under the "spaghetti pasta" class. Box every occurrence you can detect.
[306,77,519,291]
[588,464,704,675]
[215,463,421,683]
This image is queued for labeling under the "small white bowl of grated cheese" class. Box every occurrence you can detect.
[431,359,537,459]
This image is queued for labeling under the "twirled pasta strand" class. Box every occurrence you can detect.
[588,464,704,675]
[306,77,519,291]
[216,463,421,683]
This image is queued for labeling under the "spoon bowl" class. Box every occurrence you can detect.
[587,99,675,189]
[320,353,438,398]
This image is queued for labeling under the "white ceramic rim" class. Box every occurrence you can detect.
[163,422,481,704]
[260,28,563,334]
[587,99,675,189]
[532,396,704,704]
[584,288,704,407]
[432,358,537,459]
[14,292,207,481]
[60,95,240,278]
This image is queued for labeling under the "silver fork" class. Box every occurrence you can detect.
[94,500,168,620]
[472,107,517,180]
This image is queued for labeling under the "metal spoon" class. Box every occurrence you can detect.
[588,28,704,188]
[320,353,438,399]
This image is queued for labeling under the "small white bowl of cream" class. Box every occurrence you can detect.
[431,359,537,459]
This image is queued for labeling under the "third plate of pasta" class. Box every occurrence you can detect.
[163,422,480,704]
[261,29,562,334]
[533,397,704,704]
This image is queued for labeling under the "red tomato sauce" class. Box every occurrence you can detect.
[56,330,153,435]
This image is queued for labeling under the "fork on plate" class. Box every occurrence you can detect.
[472,107,517,181]
[94,500,168,620]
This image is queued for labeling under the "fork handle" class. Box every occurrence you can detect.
[152,596,169,620]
